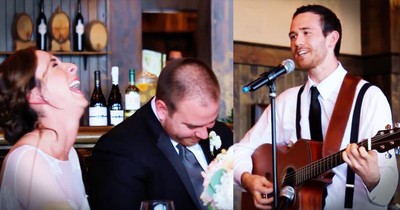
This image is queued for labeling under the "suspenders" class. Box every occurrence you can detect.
[344,82,372,208]
[296,85,305,140]
[295,76,372,209]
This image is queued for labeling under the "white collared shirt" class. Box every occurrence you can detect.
[233,63,398,209]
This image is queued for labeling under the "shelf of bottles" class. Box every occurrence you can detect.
[88,68,141,127]
[0,0,108,56]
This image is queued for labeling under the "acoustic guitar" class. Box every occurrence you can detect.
[241,127,400,210]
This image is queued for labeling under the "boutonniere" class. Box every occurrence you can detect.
[209,131,222,156]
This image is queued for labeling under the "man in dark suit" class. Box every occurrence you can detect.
[88,58,233,210]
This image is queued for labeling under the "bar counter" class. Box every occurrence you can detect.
[0,126,112,150]
[0,126,112,190]
[0,126,112,176]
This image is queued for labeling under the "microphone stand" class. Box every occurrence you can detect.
[267,81,279,209]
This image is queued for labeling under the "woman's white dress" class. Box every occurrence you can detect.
[0,145,90,210]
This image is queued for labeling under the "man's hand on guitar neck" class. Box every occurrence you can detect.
[241,172,274,209]
[342,143,380,191]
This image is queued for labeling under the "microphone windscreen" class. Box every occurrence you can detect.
[282,59,295,73]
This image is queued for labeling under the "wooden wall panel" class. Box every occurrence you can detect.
[5,1,15,51]
[211,0,234,123]
[390,0,400,53]
[197,0,211,67]
[108,0,141,97]
[234,61,308,141]
[0,1,6,50]
[361,0,391,55]
[142,12,197,33]
[141,0,197,11]
[234,42,292,67]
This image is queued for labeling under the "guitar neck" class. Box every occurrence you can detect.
[293,148,343,185]
[291,129,399,186]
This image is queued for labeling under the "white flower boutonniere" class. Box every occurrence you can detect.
[209,131,222,156]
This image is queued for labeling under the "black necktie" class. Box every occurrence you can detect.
[309,86,323,141]
[176,144,204,203]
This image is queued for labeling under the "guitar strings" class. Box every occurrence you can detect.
[281,130,398,186]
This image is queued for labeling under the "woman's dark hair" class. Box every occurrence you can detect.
[156,57,220,114]
[293,4,342,57]
[0,47,38,144]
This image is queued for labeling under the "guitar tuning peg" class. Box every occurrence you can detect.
[395,122,400,128]
[385,151,392,159]
[395,147,400,156]
[385,124,392,130]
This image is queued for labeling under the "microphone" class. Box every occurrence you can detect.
[242,59,295,92]
[277,186,295,210]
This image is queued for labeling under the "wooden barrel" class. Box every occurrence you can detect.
[84,20,108,51]
[12,13,33,42]
[49,8,70,44]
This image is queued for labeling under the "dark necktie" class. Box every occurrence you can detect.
[176,144,204,205]
[309,86,323,141]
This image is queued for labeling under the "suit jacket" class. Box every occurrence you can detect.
[87,100,233,210]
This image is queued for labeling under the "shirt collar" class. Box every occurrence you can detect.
[151,97,160,121]
[306,62,347,100]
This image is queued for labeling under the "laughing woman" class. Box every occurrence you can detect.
[0,47,89,210]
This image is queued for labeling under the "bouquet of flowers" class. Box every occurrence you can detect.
[200,146,233,210]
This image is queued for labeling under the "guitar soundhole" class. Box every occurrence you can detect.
[282,167,296,187]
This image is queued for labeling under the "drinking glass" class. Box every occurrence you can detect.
[140,200,175,210]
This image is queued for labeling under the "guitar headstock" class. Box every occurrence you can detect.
[373,125,400,153]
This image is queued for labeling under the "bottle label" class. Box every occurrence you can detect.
[76,20,84,35]
[75,19,84,50]
[38,20,47,35]
[110,110,124,125]
[125,92,140,110]
[89,107,108,126]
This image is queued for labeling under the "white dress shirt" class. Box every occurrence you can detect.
[233,63,398,210]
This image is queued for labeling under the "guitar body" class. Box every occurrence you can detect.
[241,140,332,210]
[241,128,400,210]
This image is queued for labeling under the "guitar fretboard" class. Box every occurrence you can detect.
[282,129,399,186]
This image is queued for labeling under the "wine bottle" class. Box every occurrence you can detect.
[89,70,108,126]
[73,0,84,51]
[108,66,124,126]
[36,0,47,51]
[124,68,141,119]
